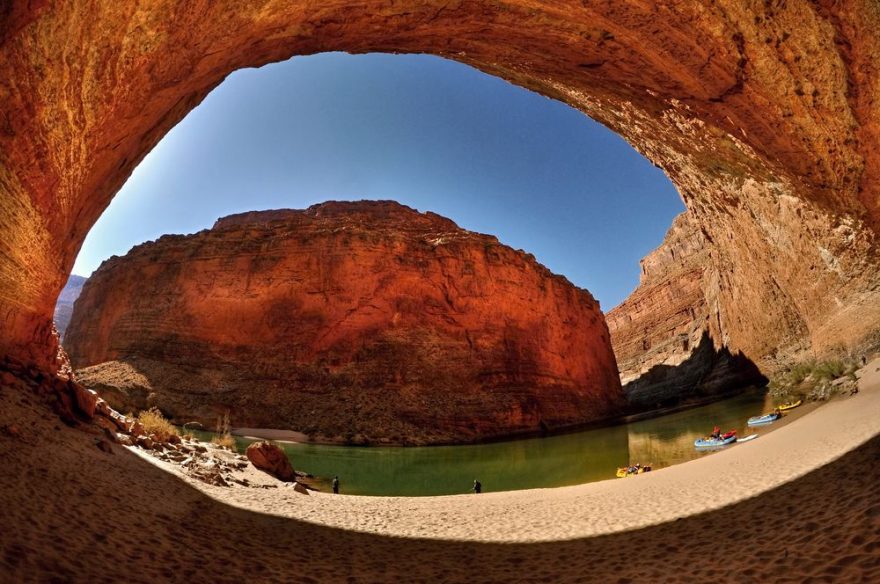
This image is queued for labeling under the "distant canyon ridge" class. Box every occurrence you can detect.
[53,275,86,341]
[65,201,624,445]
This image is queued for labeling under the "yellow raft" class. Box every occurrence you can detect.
[777,399,802,411]
[616,464,652,478]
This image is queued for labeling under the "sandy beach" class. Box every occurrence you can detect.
[232,427,310,443]
[158,358,880,542]
[1,360,878,582]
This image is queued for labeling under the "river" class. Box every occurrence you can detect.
[184,388,797,495]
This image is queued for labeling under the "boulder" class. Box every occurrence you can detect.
[108,411,129,432]
[69,382,97,418]
[115,433,133,446]
[92,415,119,435]
[94,398,113,418]
[52,388,77,425]
[135,435,154,450]
[127,420,145,438]
[245,441,295,482]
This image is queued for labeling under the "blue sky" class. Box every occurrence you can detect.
[73,53,684,310]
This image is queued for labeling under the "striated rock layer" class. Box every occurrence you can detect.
[3,2,880,381]
[53,275,86,341]
[607,213,764,407]
[65,201,623,444]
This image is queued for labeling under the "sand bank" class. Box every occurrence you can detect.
[163,359,880,543]
[231,427,310,443]
[1,361,878,582]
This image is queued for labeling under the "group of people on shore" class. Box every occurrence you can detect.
[328,476,483,495]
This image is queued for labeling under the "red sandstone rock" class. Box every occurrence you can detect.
[93,415,120,437]
[607,213,764,406]
[52,388,77,426]
[66,202,623,444]
[136,436,154,450]
[94,398,113,418]
[608,214,709,384]
[1,2,880,399]
[128,420,145,439]
[69,383,98,419]
[246,441,295,482]
[53,276,87,342]
[104,410,131,433]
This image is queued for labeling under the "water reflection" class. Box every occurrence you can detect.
[625,389,774,469]
[214,388,772,496]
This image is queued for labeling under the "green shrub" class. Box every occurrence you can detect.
[812,360,847,381]
[770,357,860,401]
[787,361,816,385]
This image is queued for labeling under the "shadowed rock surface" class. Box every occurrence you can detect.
[1,369,878,583]
[246,441,295,482]
[2,4,880,580]
[53,275,86,341]
[3,2,880,377]
[66,201,623,444]
[607,213,766,406]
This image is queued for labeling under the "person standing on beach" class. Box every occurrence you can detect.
[472,479,482,494]
[332,476,339,494]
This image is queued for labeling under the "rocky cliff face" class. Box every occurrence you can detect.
[607,213,764,407]
[65,201,623,444]
[2,1,880,401]
[53,275,86,341]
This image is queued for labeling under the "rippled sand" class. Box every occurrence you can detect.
[1,361,879,582]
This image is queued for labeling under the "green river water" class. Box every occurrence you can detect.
[193,388,780,496]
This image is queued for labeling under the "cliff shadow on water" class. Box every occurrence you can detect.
[622,331,767,413]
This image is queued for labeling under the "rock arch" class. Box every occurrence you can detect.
[1,1,879,373]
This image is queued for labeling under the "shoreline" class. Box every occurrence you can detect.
[230,385,770,447]
[162,357,880,542]
[2,358,878,582]
[231,427,310,444]
[198,388,817,497]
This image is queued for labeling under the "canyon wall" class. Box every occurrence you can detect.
[1,1,879,386]
[53,275,86,341]
[65,201,623,444]
[607,213,764,407]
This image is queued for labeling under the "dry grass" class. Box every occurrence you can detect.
[212,434,236,450]
[769,357,860,401]
[136,407,179,442]
[211,411,236,452]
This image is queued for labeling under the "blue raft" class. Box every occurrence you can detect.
[747,413,781,427]
[694,435,737,448]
